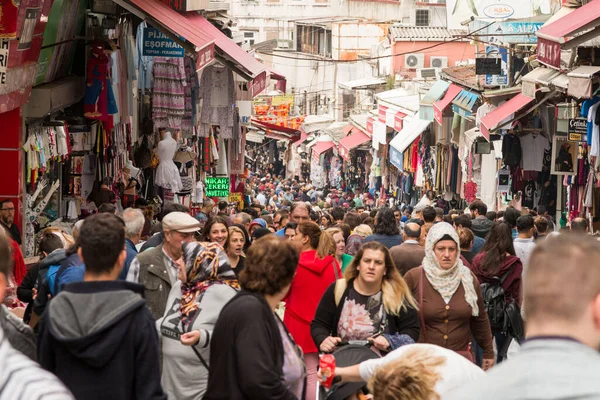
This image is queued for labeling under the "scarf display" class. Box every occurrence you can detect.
[180,242,240,329]
[422,222,479,316]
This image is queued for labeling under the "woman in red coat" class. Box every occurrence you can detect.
[284,222,339,400]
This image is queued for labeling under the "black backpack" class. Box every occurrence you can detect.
[480,266,514,331]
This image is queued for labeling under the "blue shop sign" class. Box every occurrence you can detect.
[472,20,544,45]
[389,145,404,171]
[142,27,184,58]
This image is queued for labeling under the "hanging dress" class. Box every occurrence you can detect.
[155,132,183,193]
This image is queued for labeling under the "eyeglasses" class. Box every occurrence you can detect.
[1,208,15,212]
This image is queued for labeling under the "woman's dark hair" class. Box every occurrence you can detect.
[284,221,298,231]
[240,235,299,295]
[374,207,400,236]
[335,223,351,242]
[480,222,516,274]
[201,216,230,246]
[343,213,361,231]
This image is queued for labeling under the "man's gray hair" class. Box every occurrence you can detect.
[234,212,252,225]
[203,198,215,208]
[122,208,145,238]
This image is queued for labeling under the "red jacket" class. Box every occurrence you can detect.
[283,250,340,354]
[470,252,523,306]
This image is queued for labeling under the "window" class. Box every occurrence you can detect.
[296,25,332,57]
[243,31,256,46]
[415,9,430,26]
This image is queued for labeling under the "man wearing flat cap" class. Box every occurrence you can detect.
[127,212,200,319]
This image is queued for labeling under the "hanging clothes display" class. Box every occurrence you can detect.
[198,65,235,138]
[84,41,118,123]
[155,132,182,193]
[153,57,187,130]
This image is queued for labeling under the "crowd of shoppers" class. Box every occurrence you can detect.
[2,178,600,400]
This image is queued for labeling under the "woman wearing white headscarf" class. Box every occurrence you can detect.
[404,223,495,370]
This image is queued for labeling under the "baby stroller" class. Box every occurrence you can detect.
[316,340,381,400]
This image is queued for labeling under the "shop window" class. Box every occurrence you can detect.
[415,10,430,27]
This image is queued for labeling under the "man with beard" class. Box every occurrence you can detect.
[0,200,20,244]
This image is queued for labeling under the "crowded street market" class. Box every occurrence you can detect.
[2,0,600,398]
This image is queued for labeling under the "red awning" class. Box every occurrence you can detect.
[251,119,301,142]
[480,94,535,139]
[536,0,600,44]
[433,84,462,125]
[268,67,286,81]
[312,141,335,157]
[292,128,308,145]
[338,130,371,160]
[117,0,265,81]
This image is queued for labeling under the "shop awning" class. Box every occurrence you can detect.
[567,66,600,78]
[292,128,308,146]
[114,0,266,83]
[338,130,371,160]
[301,115,336,134]
[312,141,336,158]
[419,80,450,121]
[339,77,387,90]
[480,93,535,139]
[452,90,480,117]
[536,0,600,45]
[389,118,430,154]
[433,83,462,125]
[376,90,420,115]
[251,119,301,142]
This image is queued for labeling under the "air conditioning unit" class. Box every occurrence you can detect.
[276,39,292,49]
[430,56,448,68]
[405,53,425,69]
[417,68,440,80]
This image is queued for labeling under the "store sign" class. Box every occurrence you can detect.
[378,105,387,123]
[196,44,214,70]
[394,112,405,131]
[484,46,508,86]
[537,38,561,69]
[471,20,543,44]
[142,27,184,58]
[0,0,19,38]
[205,177,230,197]
[228,192,244,210]
[389,146,403,171]
[568,118,587,142]
[446,0,554,30]
[0,40,8,85]
[251,71,267,97]
[476,58,501,75]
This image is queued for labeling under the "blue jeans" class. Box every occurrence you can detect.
[474,331,509,365]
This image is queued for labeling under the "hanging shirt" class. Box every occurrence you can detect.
[581,97,600,146]
[520,133,550,172]
[589,102,600,157]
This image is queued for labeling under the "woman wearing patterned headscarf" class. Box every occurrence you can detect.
[157,241,240,399]
[403,223,495,370]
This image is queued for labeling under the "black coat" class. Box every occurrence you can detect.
[205,290,300,400]
[311,279,420,351]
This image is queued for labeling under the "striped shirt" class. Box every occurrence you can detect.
[0,327,74,400]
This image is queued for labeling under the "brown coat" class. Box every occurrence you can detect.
[404,266,494,359]
[390,242,426,276]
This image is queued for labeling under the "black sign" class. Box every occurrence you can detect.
[475,58,502,75]
[568,118,587,142]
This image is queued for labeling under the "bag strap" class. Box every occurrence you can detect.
[191,345,209,370]
[334,279,347,307]
[498,263,516,285]
[419,268,428,343]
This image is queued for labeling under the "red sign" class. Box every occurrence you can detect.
[366,117,374,136]
[434,105,443,126]
[394,112,406,131]
[160,0,186,11]
[0,0,19,38]
[537,38,561,69]
[196,43,214,70]
[251,71,267,97]
[378,105,387,123]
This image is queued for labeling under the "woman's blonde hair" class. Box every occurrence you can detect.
[368,347,445,400]
[353,224,373,238]
[344,241,417,315]
[227,226,246,256]
[42,227,75,248]
[457,227,474,250]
